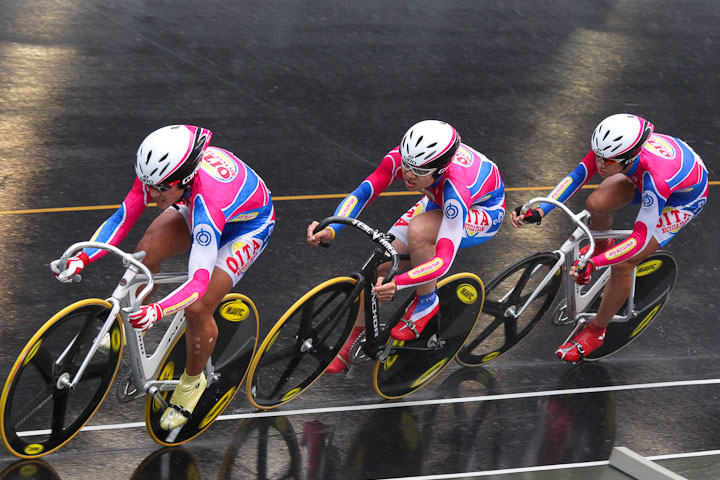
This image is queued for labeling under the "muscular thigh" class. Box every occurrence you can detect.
[137,207,192,262]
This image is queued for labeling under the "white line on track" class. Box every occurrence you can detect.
[18,376,720,437]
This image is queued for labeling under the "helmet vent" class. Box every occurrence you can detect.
[423,150,437,160]
[415,135,423,147]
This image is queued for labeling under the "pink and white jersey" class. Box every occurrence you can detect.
[83,146,273,315]
[329,144,505,289]
[539,133,708,267]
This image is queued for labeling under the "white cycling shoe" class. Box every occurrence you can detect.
[160,372,207,431]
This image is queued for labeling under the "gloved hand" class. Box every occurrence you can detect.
[513,206,543,225]
[571,259,595,285]
[50,252,90,283]
[129,303,164,332]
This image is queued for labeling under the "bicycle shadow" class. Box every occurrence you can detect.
[0,459,61,480]
[522,362,617,465]
[129,446,200,480]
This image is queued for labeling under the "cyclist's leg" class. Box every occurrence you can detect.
[161,206,274,428]
[584,173,636,231]
[136,205,193,271]
[593,239,660,329]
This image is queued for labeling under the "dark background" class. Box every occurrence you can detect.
[0,1,718,478]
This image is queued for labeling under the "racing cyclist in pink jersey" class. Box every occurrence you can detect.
[50,125,275,429]
[510,113,708,362]
[307,120,505,373]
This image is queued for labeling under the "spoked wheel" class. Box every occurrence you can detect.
[585,251,677,360]
[0,299,123,458]
[146,294,259,446]
[246,277,361,409]
[372,273,484,399]
[456,252,562,367]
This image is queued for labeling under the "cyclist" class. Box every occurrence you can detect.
[307,120,505,373]
[51,125,275,430]
[510,113,708,362]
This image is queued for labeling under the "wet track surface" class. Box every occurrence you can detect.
[0,0,719,478]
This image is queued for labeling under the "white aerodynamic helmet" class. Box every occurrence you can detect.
[400,120,460,171]
[591,114,654,164]
[135,125,212,187]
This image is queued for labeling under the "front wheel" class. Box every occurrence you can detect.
[585,251,678,360]
[456,252,563,367]
[246,277,360,410]
[0,299,123,458]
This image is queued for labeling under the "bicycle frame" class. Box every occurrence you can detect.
[55,241,206,404]
[313,216,402,362]
[517,197,639,328]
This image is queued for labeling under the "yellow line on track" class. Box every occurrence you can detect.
[2,182,717,216]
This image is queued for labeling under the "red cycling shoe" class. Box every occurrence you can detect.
[326,326,364,374]
[390,292,439,341]
[556,322,606,363]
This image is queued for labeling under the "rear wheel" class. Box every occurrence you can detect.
[146,294,259,445]
[456,252,562,366]
[246,277,361,409]
[585,251,677,360]
[372,273,484,399]
[0,299,123,458]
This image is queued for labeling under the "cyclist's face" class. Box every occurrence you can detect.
[402,165,436,191]
[595,155,625,178]
[149,182,184,209]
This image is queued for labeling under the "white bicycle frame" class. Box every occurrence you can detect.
[55,241,204,405]
[516,198,639,336]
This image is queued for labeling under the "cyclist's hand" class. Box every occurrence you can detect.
[128,303,163,331]
[373,277,397,302]
[50,252,89,283]
[570,259,595,285]
[510,206,544,228]
[306,221,334,247]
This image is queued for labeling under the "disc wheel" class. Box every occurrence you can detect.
[246,277,360,409]
[373,273,484,399]
[585,251,677,360]
[146,294,259,445]
[0,299,123,458]
[456,252,562,366]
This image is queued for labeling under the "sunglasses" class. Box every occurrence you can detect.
[596,155,621,166]
[152,179,182,192]
[401,159,437,176]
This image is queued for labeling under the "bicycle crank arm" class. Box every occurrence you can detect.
[148,386,169,410]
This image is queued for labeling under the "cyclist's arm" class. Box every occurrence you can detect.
[326,152,400,236]
[394,180,468,289]
[81,178,150,264]
[591,172,667,268]
[155,195,222,316]
[537,151,597,215]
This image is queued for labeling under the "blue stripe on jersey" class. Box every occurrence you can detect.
[667,138,697,190]
[222,168,260,219]
[330,180,374,232]
[193,194,222,246]
[443,180,469,220]
[467,157,491,196]
[641,171,666,215]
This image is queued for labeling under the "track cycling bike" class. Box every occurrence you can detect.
[246,216,485,409]
[457,197,678,366]
[1,241,258,458]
